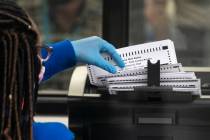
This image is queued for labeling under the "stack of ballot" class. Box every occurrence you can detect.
[87,39,201,96]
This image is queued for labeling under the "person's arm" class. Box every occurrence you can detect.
[42,36,125,81]
[42,40,76,81]
[33,122,75,140]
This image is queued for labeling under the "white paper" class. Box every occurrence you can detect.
[106,72,196,84]
[88,39,177,86]
[87,39,201,96]
[108,79,201,96]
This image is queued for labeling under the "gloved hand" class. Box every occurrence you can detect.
[72,36,125,73]
[33,122,75,140]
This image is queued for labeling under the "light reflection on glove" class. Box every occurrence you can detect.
[72,36,125,73]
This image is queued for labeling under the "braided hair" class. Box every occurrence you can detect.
[0,0,41,139]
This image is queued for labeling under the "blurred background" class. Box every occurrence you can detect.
[17,0,103,92]
[17,0,210,92]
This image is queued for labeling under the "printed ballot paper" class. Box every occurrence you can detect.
[87,39,201,96]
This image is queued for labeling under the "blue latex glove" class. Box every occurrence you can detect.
[72,36,125,73]
[33,122,75,140]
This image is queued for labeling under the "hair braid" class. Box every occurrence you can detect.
[4,32,18,140]
[0,38,8,136]
[13,33,22,140]
[0,0,40,139]
[22,33,34,140]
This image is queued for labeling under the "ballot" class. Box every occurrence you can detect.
[87,39,201,96]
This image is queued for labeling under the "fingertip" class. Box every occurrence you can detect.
[101,40,125,69]
[103,64,116,74]
[96,55,117,74]
[119,60,125,68]
[104,64,117,74]
[109,66,117,74]
[112,53,125,68]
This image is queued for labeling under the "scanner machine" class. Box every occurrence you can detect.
[68,66,210,140]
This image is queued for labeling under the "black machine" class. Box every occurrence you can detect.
[67,61,210,140]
